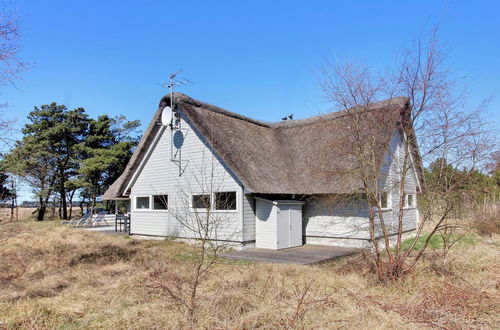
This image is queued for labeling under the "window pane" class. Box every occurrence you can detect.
[215,191,237,210]
[153,195,168,210]
[136,196,149,209]
[403,193,408,207]
[408,194,414,207]
[192,194,211,209]
[380,192,388,208]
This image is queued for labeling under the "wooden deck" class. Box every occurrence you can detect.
[81,226,128,236]
[221,244,360,265]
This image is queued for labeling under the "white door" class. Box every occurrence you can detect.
[277,208,290,249]
[289,205,302,247]
[277,205,303,249]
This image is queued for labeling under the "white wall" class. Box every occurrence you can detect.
[242,194,256,242]
[255,199,277,249]
[128,114,245,242]
[380,128,419,234]
[303,129,419,247]
[303,196,371,240]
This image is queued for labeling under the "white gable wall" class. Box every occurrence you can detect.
[380,128,419,234]
[128,114,245,242]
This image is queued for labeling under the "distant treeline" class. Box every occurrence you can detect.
[17,201,91,208]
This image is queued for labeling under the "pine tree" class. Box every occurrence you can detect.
[0,172,13,203]
[78,115,140,213]
[21,103,89,219]
[2,136,58,220]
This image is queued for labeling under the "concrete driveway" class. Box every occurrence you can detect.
[221,244,360,265]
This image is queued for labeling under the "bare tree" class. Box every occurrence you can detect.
[148,149,239,321]
[0,5,26,87]
[318,28,496,280]
[0,4,28,148]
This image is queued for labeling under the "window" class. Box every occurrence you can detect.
[408,194,415,208]
[403,193,416,208]
[379,191,391,209]
[153,195,168,210]
[215,191,237,210]
[192,194,211,209]
[136,196,150,209]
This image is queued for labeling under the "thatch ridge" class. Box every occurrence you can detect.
[162,93,272,128]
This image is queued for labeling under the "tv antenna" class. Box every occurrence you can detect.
[158,70,193,176]
[158,69,193,110]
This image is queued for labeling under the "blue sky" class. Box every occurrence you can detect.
[2,0,499,201]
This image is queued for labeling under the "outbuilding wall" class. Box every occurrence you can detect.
[255,199,278,249]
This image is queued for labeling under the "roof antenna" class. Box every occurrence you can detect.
[157,70,193,129]
[158,69,193,110]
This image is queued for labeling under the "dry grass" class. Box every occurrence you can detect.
[0,207,83,222]
[0,220,499,329]
[471,206,500,237]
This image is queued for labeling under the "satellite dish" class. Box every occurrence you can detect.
[161,106,173,126]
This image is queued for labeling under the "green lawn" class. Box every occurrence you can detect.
[400,233,478,251]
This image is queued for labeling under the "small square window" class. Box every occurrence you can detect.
[192,194,211,209]
[153,195,168,210]
[136,196,150,209]
[215,191,237,210]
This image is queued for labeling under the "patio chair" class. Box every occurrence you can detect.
[91,212,110,227]
[115,214,129,232]
[66,211,92,227]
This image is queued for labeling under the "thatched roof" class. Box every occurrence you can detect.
[103,93,423,199]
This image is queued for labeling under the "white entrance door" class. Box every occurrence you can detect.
[277,205,303,249]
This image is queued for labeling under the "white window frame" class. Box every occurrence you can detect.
[214,191,238,212]
[190,191,239,213]
[406,193,416,208]
[379,191,392,210]
[134,195,151,211]
[152,194,169,211]
[134,194,169,212]
[190,193,212,211]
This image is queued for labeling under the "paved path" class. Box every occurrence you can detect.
[221,244,360,265]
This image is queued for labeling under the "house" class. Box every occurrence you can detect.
[103,93,423,249]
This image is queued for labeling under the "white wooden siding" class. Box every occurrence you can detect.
[304,129,419,246]
[129,113,244,241]
[242,194,256,242]
[303,196,371,239]
[255,199,277,249]
[380,129,419,234]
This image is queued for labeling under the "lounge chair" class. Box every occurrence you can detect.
[66,211,92,227]
[91,212,110,227]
